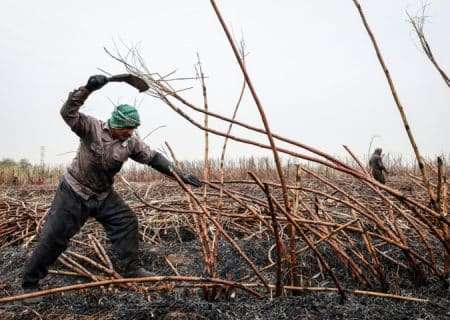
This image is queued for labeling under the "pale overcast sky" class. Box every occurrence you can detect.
[1,1,449,165]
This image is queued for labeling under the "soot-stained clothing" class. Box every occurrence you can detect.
[60,86,157,200]
[22,178,139,288]
[22,86,163,288]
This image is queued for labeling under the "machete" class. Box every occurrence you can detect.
[107,74,149,92]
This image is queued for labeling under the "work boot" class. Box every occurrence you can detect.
[123,266,155,278]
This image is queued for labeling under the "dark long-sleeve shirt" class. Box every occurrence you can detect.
[60,86,157,200]
[369,154,386,172]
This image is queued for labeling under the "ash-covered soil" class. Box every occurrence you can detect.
[0,237,449,320]
[1,180,449,319]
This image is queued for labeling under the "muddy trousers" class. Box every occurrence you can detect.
[22,178,139,288]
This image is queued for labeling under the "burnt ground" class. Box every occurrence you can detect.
[0,236,449,320]
[0,180,450,319]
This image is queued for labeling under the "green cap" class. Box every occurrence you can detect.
[108,104,141,128]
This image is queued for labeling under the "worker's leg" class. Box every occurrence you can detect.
[373,170,386,184]
[95,191,139,269]
[22,178,89,288]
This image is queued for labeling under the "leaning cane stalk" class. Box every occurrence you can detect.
[170,168,270,291]
[351,0,437,211]
[407,9,450,88]
[210,0,291,213]
[248,171,346,301]
[263,183,284,297]
[288,165,301,290]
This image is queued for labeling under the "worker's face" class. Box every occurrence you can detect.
[111,128,135,141]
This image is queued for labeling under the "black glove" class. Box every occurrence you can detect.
[85,75,108,92]
[181,173,202,188]
[149,153,202,187]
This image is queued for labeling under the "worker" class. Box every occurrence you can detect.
[22,75,202,295]
[369,148,389,184]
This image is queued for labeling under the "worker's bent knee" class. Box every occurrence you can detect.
[125,214,138,231]
[110,211,138,234]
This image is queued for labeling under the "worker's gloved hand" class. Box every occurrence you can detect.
[86,75,108,92]
[181,173,202,188]
[148,152,202,187]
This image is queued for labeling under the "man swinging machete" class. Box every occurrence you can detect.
[22,74,202,296]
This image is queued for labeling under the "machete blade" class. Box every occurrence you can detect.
[108,74,149,92]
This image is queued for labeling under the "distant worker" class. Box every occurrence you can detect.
[369,148,389,184]
[22,75,202,296]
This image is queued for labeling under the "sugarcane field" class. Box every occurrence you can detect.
[0,1,449,319]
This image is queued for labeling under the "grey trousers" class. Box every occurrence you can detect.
[22,178,138,288]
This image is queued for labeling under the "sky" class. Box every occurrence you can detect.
[0,0,449,166]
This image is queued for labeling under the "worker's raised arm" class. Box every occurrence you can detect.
[60,75,108,138]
